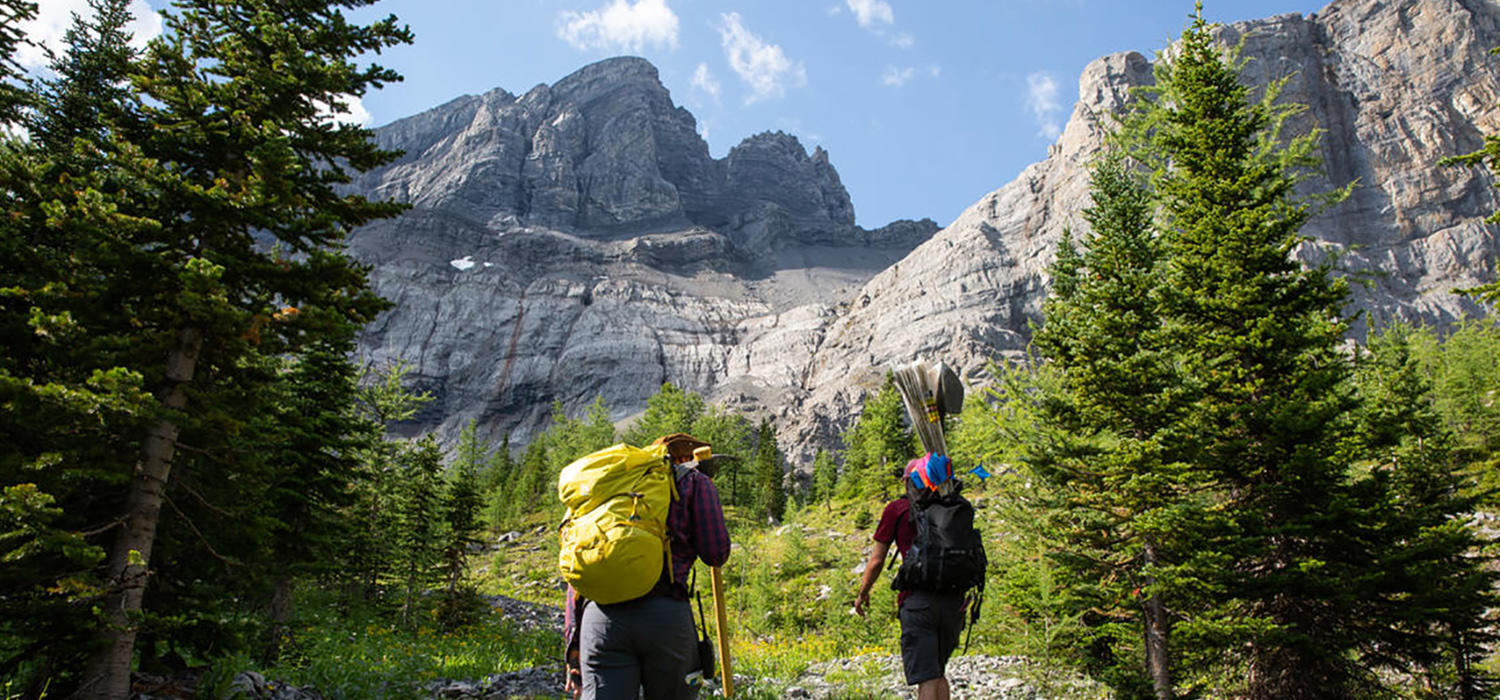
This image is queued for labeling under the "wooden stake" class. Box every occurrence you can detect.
[710,566,734,697]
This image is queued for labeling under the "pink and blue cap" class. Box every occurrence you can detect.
[904,454,952,491]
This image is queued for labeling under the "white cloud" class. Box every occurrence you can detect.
[557,0,679,53]
[1026,72,1063,141]
[845,0,894,28]
[882,66,915,87]
[890,32,914,48]
[718,13,806,104]
[18,0,162,71]
[691,62,720,100]
[315,95,373,127]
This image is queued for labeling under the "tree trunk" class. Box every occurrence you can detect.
[1142,540,1174,700]
[75,328,202,700]
[262,577,295,664]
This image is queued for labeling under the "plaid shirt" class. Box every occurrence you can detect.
[563,465,730,673]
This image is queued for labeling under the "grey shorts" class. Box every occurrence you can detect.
[897,590,966,685]
[580,595,700,700]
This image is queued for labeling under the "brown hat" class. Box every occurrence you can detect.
[651,433,710,464]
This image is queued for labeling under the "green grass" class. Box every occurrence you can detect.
[232,493,1088,698]
[261,590,559,699]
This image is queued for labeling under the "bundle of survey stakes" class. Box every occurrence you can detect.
[891,360,963,456]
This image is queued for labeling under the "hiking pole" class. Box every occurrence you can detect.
[710,565,734,697]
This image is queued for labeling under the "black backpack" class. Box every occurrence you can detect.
[891,481,987,594]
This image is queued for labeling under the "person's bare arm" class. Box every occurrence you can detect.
[854,539,891,617]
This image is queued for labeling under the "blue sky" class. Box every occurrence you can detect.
[26,0,1331,228]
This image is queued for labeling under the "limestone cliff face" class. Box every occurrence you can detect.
[351,0,1500,464]
[779,0,1500,462]
[348,57,935,445]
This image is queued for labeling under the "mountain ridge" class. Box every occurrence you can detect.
[347,0,1500,464]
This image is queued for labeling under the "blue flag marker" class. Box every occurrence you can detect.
[970,464,991,481]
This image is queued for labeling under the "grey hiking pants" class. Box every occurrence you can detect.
[580,594,700,700]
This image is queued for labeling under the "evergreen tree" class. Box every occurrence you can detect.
[28,0,414,692]
[343,360,431,600]
[1126,6,1368,695]
[1,3,153,690]
[624,382,704,446]
[810,449,837,509]
[837,375,917,501]
[1031,150,1195,699]
[28,0,136,154]
[480,434,515,530]
[394,436,446,626]
[690,405,753,505]
[1347,323,1499,697]
[440,423,484,622]
[1418,319,1500,467]
[511,439,552,522]
[547,397,617,472]
[256,337,373,663]
[445,421,487,582]
[751,419,786,522]
[0,1,34,121]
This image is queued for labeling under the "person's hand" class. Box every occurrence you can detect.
[854,588,870,617]
[565,668,582,699]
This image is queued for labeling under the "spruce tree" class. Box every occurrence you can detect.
[0,0,34,120]
[690,405,753,505]
[547,397,617,471]
[624,382,705,446]
[480,435,516,530]
[394,436,446,627]
[511,439,552,522]
[440,423,484,622]
[1421,319,1500,463]
[810,449,837,509]
[255,338,372,663]
[1,3,157,690]
[837,375,917,500]
[1127,6,1367,695]
[444,422,486,586]
[1031,150,1197,699]
[752,419,785,522]
[28,0,136,154]
[42,0,413,692]
[343,359,431,599]
[1348,324,1499,697]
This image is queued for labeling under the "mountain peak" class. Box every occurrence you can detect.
[354,57,874,243]
[550,55,667,103]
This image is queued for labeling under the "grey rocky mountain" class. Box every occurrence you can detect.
[348,56,937,446]
[350,0,1500,466]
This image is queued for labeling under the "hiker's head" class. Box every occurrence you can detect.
[904,454,952,492]
[652,433,709,464]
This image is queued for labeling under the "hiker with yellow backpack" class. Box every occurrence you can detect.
[559,434,731,700]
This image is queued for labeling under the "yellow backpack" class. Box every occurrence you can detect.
[557,442,676,604]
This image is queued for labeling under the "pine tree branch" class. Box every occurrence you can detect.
[163,494,241,567]
[173,476,234,518]
[79,516,126,538]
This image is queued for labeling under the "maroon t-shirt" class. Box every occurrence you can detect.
[873,498,916,605]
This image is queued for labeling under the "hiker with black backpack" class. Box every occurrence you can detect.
[560,434,731,700]
[854,453,986,700]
